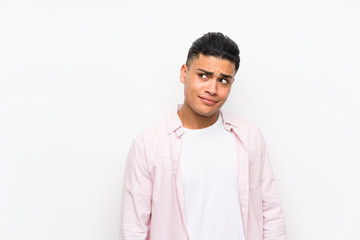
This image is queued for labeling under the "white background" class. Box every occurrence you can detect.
[1,0,360,239]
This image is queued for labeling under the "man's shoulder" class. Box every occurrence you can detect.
[221,108,260,132]
[221,109,266,150]
[133,112,172,144]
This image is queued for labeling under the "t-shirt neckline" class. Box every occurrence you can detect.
[183,113,223,134]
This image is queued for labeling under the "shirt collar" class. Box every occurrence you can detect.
[167,104,185,138]
[167,104,239,138]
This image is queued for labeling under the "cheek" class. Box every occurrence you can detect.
[185,81,201,95]
[184,84,195,102]
[219,88,231,99]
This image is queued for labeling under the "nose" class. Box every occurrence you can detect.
[205,79,217,96]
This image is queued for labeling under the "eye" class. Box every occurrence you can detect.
[199,74,207,79]
[219,78,229,84]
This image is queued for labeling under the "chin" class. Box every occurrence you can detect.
[195,108,219,117]
[187,100,220,117]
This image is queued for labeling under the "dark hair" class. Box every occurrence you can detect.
[186,32,240,73]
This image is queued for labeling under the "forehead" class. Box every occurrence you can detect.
[189,54,236,76]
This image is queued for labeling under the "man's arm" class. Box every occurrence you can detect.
[260,134,287,240]
[120,137,152,240]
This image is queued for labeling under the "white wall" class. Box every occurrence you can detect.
[1,0,360,239]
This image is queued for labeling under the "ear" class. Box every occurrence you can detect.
[180,64,188,84]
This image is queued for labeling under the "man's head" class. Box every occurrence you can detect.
[185,32,240,73]
[179,32,240,121]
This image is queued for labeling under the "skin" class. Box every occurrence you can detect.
[177,53,237,129]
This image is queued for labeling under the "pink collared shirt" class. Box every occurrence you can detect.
[120,105,287,240]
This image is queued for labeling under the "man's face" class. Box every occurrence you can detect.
[180,53,236,118]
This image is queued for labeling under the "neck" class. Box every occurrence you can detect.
[177,102,219,130]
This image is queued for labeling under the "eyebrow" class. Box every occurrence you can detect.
[197,68,234,79]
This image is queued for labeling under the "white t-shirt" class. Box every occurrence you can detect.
[180,113,246,240]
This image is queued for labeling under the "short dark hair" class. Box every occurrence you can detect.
[186,32,240,73]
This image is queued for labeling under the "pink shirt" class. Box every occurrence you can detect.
[120,105,287,240]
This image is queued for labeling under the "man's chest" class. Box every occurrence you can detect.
[179,130,238,188]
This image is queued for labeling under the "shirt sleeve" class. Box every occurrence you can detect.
[120,137,153,240]
[260,133,287,240]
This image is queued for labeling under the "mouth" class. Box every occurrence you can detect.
[199,96,219,106]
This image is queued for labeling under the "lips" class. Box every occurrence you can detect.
[199,96,218,105]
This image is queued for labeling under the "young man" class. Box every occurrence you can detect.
[120,32,287,240]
